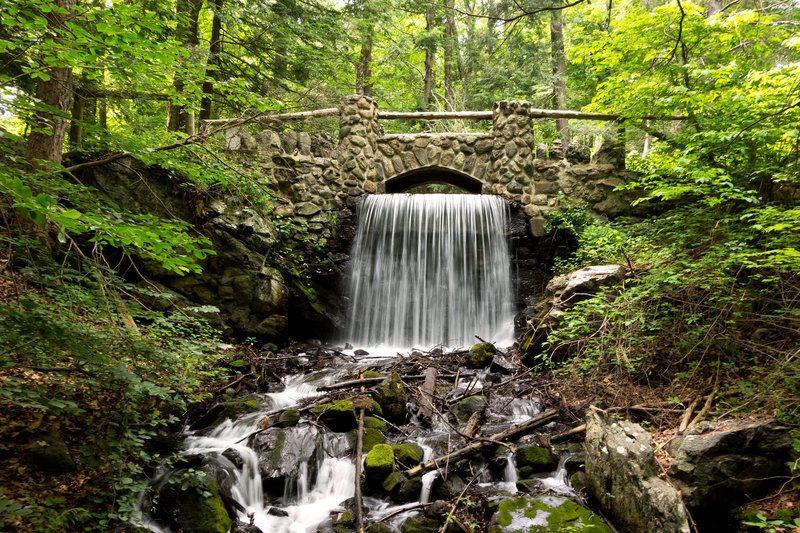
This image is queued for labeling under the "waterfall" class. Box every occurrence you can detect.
[345,194,515,350]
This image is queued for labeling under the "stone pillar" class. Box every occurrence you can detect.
[337,94,383,196]
[490,101,536,200]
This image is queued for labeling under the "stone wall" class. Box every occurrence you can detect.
[226,95,638,244]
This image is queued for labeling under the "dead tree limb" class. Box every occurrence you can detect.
[404,409,558,478]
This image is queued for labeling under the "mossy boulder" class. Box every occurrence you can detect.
[468,342,496,368]
[368,523,394,533]
[365,416,388,433]
[349,427,386,453]
[158,473,232,533]
[432,474,465,500]
[276,409,300,428]
[392,475,423,503]
[373,373,408,423]
[310,400,358,432]
[382,471,406,493]
[365,444,395,486]
[569,471,586,491]
[364,370,384,379]
[392,443,425,467]
[453,395,487,423]
[26,431,76,475]
[334,511,356,528]
[515,446,557,477]
[489,495,611,533]
[401,516,441,533]
[193,399,262,429]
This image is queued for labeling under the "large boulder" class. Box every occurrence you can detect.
[365,444,395,488]
[156,471,232,533]
[667,419,793,521]
[515,445,557,478]
[373,373,408,423]
[488,494,612,533]
[585,407,690,533]
[254,426,320,493]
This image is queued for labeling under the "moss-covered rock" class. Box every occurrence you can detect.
[392,443,425,467]
[158,473,232,533]
[569,471,586,491]
[392,475,423,503]
[368,522,394,533]
[365,416,387,433]
[489,495,611,533]
[334,511,356,528]
[468,342,496,368]
[382,471,406,492]
[401,516,441,533]
[432,474,465,500]
[276,409,300,428]
[364,370,384,379]
[515,446,557,477]
[373,373,408,423]
[310,400,358,432]
[349,427,386,453]
[365,443,395,486]
[453,395,487,423]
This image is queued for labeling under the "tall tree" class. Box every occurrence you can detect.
[423,6,436,106]
[550,0,569,142]
[25,0,76,164]
[443,0,457,110]
[167,0,204,132]
[200,0,224,121]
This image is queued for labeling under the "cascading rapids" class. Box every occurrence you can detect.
[344,193,515,350]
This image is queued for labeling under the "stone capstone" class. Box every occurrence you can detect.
[585,407,690,533]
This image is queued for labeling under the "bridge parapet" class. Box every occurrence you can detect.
[224,94,637,241]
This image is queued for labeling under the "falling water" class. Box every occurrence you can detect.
[345,194,515,350]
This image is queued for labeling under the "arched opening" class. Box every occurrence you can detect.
[385,166,483,194]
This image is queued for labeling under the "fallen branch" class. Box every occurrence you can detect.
[419,366,438,422]
[550,424,586,444]
[404,409,558,478]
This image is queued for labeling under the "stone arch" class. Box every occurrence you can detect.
[384,166,483,194]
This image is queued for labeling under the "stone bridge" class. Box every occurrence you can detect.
[225,94,636,239]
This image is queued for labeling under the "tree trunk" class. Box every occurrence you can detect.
[550,2,569,143]
[443,0,456,111]
[26,0,76,165]
[355,24,374,97]
[423,6,436,106]
[200,0,223,121]
[167,0,203,133]
[68,89,83,148]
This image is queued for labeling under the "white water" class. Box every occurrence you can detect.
[344,194,515,350]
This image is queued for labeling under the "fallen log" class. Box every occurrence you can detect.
[419,366,438,421]
[550,424,586,444]
[404,409,558,477]
[318,373,469,392]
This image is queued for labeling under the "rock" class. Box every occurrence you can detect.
[392,475,423,503]
[368,522,394,533]
[392,443,425,467]
[231,522,264,533]
[365,444,395,487]
[255,426,320,488]
[585,406,690,533]
[569,471,586,491]
[276,409,300,428]
[468,342,496,368]
[514,445,557,477]
[268,507,289,517]
[565,143,591,164]
[350,427,385,453]
[26,431,76,475]
[222,448,244,469]
[667,419,793,521]
[401,516,440,533]
[192,399,262,430]
[490,354,516,375]
[310,400,358,432]
[381,471,406,493]
[373,373,408,423]
[157,472,231,533]
[453,395,487,423]
[365,416,388,433]
[540,265,626,316]
[432,474,465,500]
[488,494,611,533]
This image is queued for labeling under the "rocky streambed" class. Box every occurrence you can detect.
[131,342,794,533]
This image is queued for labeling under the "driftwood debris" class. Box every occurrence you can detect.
[318,373,467,392]
[419,366,438,421]
[404,409,558,478]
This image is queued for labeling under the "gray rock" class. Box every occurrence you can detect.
[667,419,792,516]
[585,407,690,533]
[26,431,76,475]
